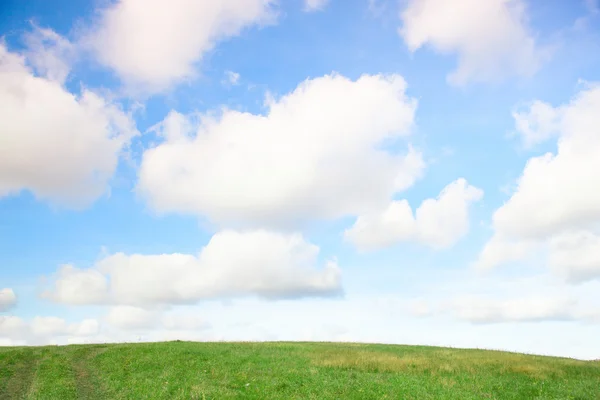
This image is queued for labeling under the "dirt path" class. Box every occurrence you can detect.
[0,350,40,399]
[70,346,110,400]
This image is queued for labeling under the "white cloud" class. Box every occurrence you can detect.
[106,306,158,330]
[513,100,561,147]
[477,84,600,281]
[412,179,483,247]
[498,85,600,239]
[475,235,536,271]
[368,0,389,17]
[161,312,208,331]
[71,319,101,336]
[345,199,416,250]
[400,270,600,326]
[138,73,422,229]
[0,288,16,312]
[23,24,76,85]
[548,231,600,283]
[0,338,26,346]
[584,0,599,14]
[304,0,330,12]
[83,0,276,93]
[407,299,432,317]
[49,265,109,305]
[345,178,483,251]
[105,306,209,331]
[1,316,99,344]
[0,316,26,338]
[399,0,547,85]
[447,295,577,323]
[30,316,70,336]
[223,70,240,85]
[0,40,138,207]
[44,230,342,306]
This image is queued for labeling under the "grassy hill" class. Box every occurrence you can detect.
[0,341,598,399]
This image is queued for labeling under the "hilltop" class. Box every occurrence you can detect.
[1,341,598,399]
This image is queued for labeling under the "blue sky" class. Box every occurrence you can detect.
[1,0,600,359]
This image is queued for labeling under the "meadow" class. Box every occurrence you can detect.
[0,341,598,399]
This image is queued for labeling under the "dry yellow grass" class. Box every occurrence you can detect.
[310,346,589,380]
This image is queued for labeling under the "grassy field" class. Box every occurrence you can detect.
[0,341,598,399]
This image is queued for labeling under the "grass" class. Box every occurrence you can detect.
[0,341,598,399]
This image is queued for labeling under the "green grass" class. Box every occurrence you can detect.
[0,341,598,399]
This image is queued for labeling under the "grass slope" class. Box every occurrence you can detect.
[0,341,598,399]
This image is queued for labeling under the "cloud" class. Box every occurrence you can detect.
[162,312,208,331]
[512,100,561,148]
[223,70,240,86]
[368,0,390,17]
[0,316,26,338]
[548,231,600,283]
[498,85,600,239]
[475,235,535,271]
[106,306,158,330]
[48,266,109,306]
[584,0,599,14]
[404,271,600,325]
[0,289,16,312]
[138,73,422,229]
[345,178,483,251]
[105,306,209,331]
[44,230,342,306]
[447,295,578,324]
[0,316,99,344]
[0,39,138,207]
[304,0,330,12]
[83,0,277,93]
[22,24,76,85]
[399,0,547,85]
[477,84,600,282]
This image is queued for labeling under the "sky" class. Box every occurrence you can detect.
[1,0,600,360]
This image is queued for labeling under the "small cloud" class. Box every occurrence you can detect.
[448,295,578,324]
[23,22,76,85]
[368,0,389,17]
[345,178,482,251]
[0,289,17,312]
[304,0,329,12]
[441,146,455,157]
[408,299,433,317]
[584,0,599,14]
[263,90,275,108]
[223,70,240,86]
